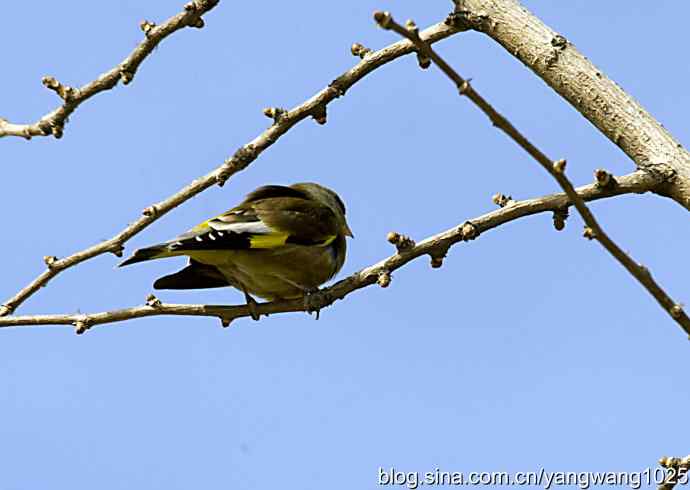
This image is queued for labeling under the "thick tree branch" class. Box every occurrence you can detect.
[0,171,661,331]
[375,12,690,335]
[453,0,690,210]
[0,0,219,140]
[0,19,463,318]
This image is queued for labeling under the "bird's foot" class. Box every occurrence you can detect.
[244,292,260,321]
[303,288,322,320]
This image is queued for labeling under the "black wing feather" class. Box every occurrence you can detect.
[154,260,229,289]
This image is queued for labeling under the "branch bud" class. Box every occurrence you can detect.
[373,11,392,29]
[350,42,372,59]
[311,105,327,125]
[553,159,567,174]
[263,107,286,123]
[146,294,162,308]
[387,231,415,252]
[377,271,391,288]
[492,193,514,208]
[594,168,616,189]
[460,221,479,241]
[43,255,59,268]
[583,227,596,240]
[74,318,91,335]
[552,208,569,231]
[140,20,157,36]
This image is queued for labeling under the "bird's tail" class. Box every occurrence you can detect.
[119,243,175,267]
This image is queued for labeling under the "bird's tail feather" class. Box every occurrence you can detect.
[119,244,173,267]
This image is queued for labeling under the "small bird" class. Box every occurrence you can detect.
[119,183,353,319]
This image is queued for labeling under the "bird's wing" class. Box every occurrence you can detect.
[168,187,340,252]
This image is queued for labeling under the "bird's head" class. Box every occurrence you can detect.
[291,182,353,238]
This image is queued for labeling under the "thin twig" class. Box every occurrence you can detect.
[374,11,690,336]
[0,19,463,318]
[0,0,219,140]
[0,170,660,331]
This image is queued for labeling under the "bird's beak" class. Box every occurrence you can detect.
[343,223,354,238]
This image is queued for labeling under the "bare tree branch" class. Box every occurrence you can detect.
[374,11,690,335]
[453,0,690,211]
[0,0,219,140]
[0,19,463,318]
[658,455,690,490]
[0,171,661,332]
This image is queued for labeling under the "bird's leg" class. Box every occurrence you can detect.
[302,287,322,320]
[243,290,260,321]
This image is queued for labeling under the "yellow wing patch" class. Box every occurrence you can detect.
[320,235,337,246]
[250,233,289,249]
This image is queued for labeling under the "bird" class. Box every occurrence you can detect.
[119,183,353,320]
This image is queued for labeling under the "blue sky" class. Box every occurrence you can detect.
[2,1,689,489]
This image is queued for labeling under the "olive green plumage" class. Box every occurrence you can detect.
[119,183,353,301]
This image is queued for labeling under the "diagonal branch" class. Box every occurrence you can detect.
[0,0,219,140]
[0,170,661,332]
[0,18,463,318]
[374,11,690,335]
[454,0,690,211]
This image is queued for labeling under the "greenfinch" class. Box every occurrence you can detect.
[120,183,353,315]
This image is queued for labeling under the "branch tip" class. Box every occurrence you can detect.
[42,76,76,102]
[373,11,392,29]
[220,317,233,328]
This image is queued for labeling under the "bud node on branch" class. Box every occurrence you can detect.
[492,193,514,208]
[140,20,157,36]
[460,221,479,241]
[43,256,59,269]
[553,159,567,174]
[311,105,327,125]
[594,168,617,189]
[387,231,415,252]
[377,271,392,288]
[552,208,569,231]
[146,294,162,308]
[350,42,372,59]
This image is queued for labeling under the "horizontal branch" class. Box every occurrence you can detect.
[0,18,463,318]
[0,170,660,331]
[376,11,690,335]
[0,0,219,140]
